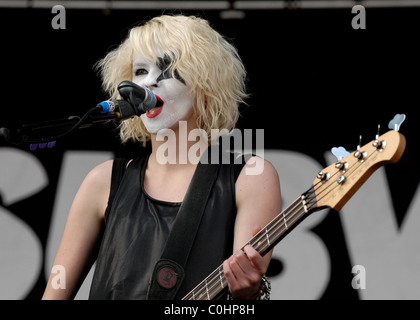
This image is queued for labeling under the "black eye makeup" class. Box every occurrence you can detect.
[156,54,185,85]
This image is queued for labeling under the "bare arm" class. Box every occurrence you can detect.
[223,157,282,299]
[42,160,113,299]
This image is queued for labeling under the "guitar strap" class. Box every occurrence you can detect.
[146,152,220,300]
[108,149,247,300]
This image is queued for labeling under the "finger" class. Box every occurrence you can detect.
[252,225,262,237]
[233,249,255,274]
[223,259,233,279]
[229,256,246,280]
[223,257,242,283]
[243,245,267,275]
[231,249,264,291]
[223,257,240,292]
[227,252,263,299]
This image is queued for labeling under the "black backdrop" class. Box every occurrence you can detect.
[0,6,418,300]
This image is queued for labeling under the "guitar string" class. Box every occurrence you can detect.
[183,199,302,300]
[252,148,378,260]
[210,199,308,299]
[187,265,224,300]
[244,147,380,295]
[185,185,325,299]
[247,197,315,259]
[183,264,225,300]
[186,172,343,300]
[234,151,375,293]
[247,199,309,250]
[185,149,377,299]
[203,199,299,298]
[296,148,376,216]
[188,162,364,300]
[187,166,358,300]
[184,197,308,300]
[217,205,311,299]
[288,147,376,215]
[244,177,332,257]
[312,149,376,206]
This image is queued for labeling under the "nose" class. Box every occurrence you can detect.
[142,71,159,89]
[144,78,158,89]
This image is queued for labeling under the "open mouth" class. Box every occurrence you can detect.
[146,94,164,118]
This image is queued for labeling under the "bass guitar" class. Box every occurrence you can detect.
[182,114,407,300]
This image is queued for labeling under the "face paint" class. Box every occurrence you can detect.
[132,52,194,135]
[156,54,185,84]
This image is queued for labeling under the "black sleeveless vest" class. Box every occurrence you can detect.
[89,152,245,300]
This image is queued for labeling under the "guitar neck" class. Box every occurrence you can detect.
[182,128,406,300]
[182,187,318,300]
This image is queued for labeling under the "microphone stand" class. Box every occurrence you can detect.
[0,80,152,149]
[0,107,122,149]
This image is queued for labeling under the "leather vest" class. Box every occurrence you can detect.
[89,152,244,300]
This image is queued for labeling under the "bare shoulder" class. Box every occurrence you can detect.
[79,159,113,190]
[236,156,280,198]
[235,156,281,219]
[74,160,114,218]
[84,159,113,186]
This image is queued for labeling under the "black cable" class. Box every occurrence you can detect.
[16,105,103,145]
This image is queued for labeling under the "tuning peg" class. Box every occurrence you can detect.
[373,124,384,149]
[331,147,350,161]
[388,114,406,132]
[357,135,362,150]
[331,147,350,170]
[375,124,381,140]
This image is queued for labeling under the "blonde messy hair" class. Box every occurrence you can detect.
[96,15,248,145]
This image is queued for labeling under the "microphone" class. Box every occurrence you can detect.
[96,99,136,120]
[1,81,161,147]
[97,81,160,120]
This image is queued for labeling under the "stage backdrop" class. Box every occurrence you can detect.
[0,6,418,300]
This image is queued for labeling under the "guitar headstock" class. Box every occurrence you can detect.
[311,127,406,212]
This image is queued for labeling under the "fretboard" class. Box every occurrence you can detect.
[182,187,318,300]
